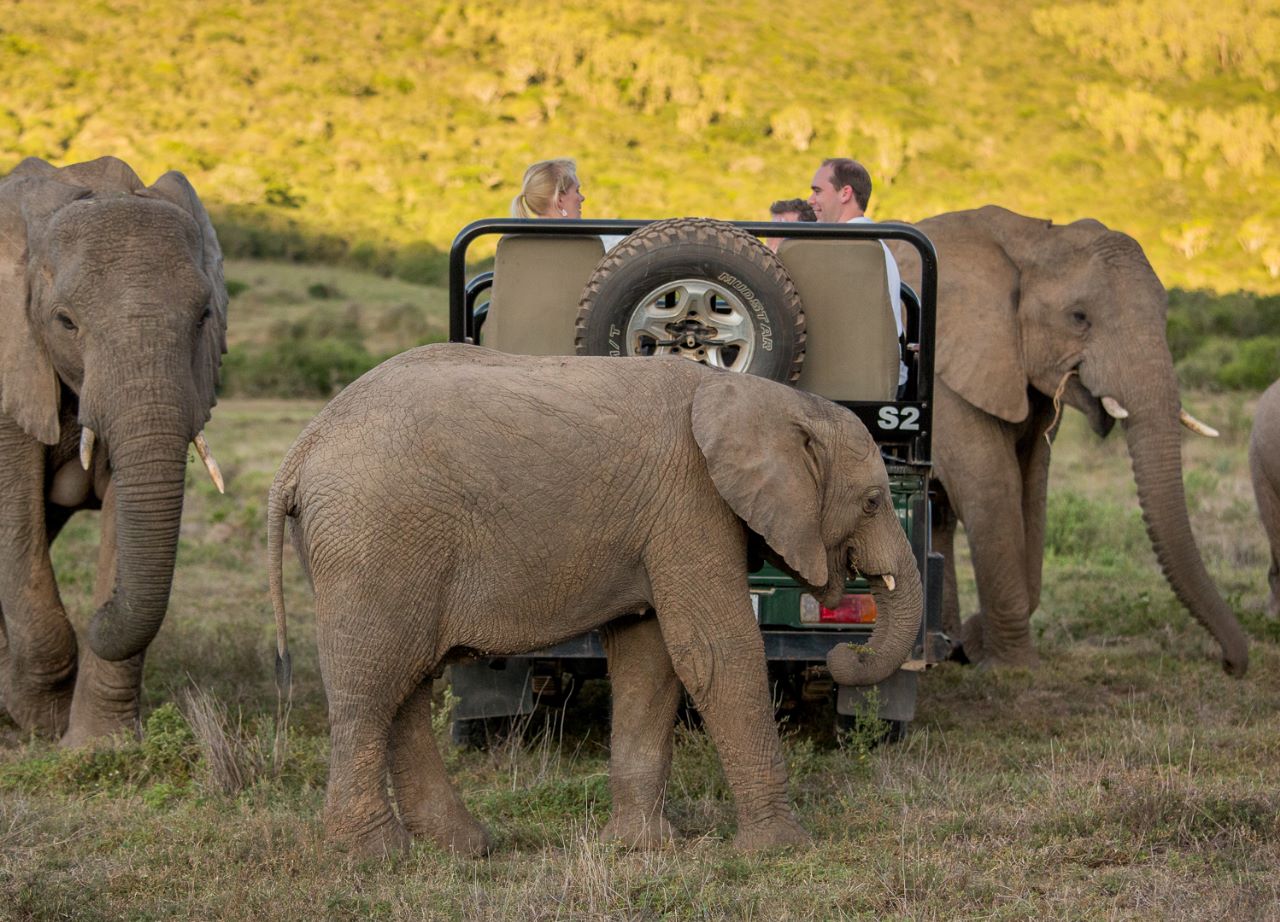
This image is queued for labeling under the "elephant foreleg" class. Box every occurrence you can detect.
[599,614,680,848]
[388,678,490,856]
[650,584,809,850]
[1018,395,1058,615]
[931,486,962,642]
[937,405,1038,668]
[64,482,146,747]
[0,425,77,736]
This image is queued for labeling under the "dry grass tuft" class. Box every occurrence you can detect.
[182,684,267,795]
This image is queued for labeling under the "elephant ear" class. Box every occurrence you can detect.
[921,208,1035,424]
[57,156,145,194]
[146,171,228,424]
[691,371,828,587]
[0,170,87,445]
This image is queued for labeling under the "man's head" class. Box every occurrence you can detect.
[808,158,872,223]
[766,198,816,251]
[769,198,817,223]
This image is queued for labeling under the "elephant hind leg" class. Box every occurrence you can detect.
[318,623,413,856]
[389,678,490,857]
[599,615,680,849]
[322,715,410,858]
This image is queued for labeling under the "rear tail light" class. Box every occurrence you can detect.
[799,593,878,624]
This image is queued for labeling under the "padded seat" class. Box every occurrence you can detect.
[776,239,900,401]
[482,235,605,355]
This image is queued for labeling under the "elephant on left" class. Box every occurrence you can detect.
[0,156,228,746]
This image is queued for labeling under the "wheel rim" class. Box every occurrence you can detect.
[624,277,756,371]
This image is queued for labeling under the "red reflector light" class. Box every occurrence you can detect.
[820,594,877,624]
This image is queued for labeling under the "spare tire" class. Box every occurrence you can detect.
[575,218,806,383]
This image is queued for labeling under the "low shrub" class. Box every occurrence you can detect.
[221,337,382,398]
[1168,289,1280,391]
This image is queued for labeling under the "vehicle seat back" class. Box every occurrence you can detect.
[483,235,605,354]
[776,239,899,401]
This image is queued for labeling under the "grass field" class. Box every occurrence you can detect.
[1,378,1277,918]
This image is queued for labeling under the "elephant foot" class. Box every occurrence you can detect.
[958,613,987,663]
[404,807,491,857]
[326,810,412,859]
[61,652,145,748]
[0,660,76,738]
[961,614,1038,669]
[60,715,139,750]
[733,812,811,852]
[431,821,491,858]
[601,811,677,850]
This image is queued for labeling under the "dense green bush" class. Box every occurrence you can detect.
[222,337,383,398]
[1168,289,1280,390]
[220,313,386,397]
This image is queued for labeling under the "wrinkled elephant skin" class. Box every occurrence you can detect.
[268,345,922,856]
[0,157,228,744]
[1250,380,1280,618]
[890,206,1247,675]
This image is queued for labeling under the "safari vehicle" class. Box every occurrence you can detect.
[446,216,945,743]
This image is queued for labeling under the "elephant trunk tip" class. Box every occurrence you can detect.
[1222,646,1248,679]
[826,642,896,688]
[87,599,154,662]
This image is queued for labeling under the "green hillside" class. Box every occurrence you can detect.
[2,0,1279,291]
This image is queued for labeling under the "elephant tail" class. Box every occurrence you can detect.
[266,473,296,706]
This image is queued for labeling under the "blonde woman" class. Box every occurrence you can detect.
[511,158,584,219]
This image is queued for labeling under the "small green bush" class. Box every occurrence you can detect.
[1168,289,1280,391]
[306,282,342,300]
[1217,337,1280,390]
[1045,491,1146,561]
[221,337,382,397]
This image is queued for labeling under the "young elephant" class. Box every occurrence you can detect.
[268,344,922,856]
[1251,380,1280,617]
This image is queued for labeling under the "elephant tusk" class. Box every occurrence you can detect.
[1179,409,1219,438]
[193,431,225,493]
[80,427,95,471]
[882,574,896,592]
[1101,396,1129,419]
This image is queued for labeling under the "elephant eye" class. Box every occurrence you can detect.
[55,311,77,332]
[862,490,883,515]
[196,306,212,328]
[1070,310,1090,330]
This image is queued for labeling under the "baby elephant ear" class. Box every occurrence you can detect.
[691,371,828,587]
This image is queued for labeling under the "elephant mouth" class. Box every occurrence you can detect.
[1062,364,1117,439]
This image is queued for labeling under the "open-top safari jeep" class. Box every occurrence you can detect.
[446,216,945,743]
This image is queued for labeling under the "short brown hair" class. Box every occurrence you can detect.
[769,198,816,221]
[822,158,872,211]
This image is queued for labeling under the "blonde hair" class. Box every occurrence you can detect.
[511,158,578,218]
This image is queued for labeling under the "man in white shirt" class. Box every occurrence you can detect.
[807,158,908,391]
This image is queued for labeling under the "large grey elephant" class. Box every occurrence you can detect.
[0,156,228,745]
[267,344,922,856]
[890,206,1247,674]
[1250,379,1280,618]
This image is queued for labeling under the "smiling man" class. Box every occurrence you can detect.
[808,158,907,391]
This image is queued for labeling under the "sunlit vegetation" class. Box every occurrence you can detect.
[2,0,1278,290]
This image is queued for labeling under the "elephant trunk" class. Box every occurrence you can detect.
[826,541,923,687]
[1124,408,1248,676]
[86,401,191,663]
